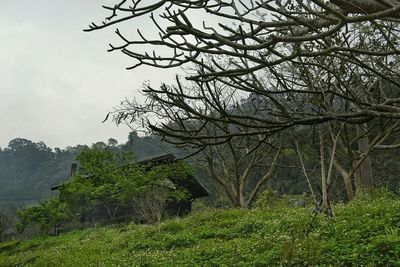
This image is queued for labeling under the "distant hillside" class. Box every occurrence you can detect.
[1,194,400,266]
[0,133,175,205]
[0,138,81,207]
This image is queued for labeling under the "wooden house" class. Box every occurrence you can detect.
[51,153,209,223]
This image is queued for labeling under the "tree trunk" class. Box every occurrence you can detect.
[238,182,246,208]
[105,203,120,220]
[296,142,318,205]
[333,159,355,201]
[54,224,58,236]
[354,124,374,196]
[319,127,329,213]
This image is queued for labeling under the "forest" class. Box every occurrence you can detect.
[0,135,170,211]
[2,0,400,265]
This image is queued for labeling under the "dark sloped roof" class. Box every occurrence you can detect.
[137,153,176,165]
[137,153,209,198]
[51,183,64,191]
[51,153,209,198]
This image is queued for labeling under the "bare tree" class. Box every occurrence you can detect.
[132,186,169,225]
[331,120,400,198]
[115,81,282,208]
[86,1,400,207]
[0,213,11,242]
[87,0,400,137]
[193,132,281,208]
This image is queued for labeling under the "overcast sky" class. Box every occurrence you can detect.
[0,1,177,149]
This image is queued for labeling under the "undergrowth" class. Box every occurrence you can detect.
[1,192,399,266]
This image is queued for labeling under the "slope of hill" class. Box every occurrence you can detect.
[0,135,174,212]
[1,193,400,266]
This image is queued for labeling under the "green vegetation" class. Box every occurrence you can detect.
[15,199,72,238]
[13,147,191,236]
[1,193,400,266]
[0,134,174,211]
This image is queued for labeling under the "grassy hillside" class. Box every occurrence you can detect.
[1,193,400,266]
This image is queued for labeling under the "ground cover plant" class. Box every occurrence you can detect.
[1,191,399,266]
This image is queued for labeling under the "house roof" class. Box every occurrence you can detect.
[137,153,210,198]
[137,153,176,165]
[50,153,209,199]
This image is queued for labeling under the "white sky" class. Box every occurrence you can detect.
[0,0,176,149]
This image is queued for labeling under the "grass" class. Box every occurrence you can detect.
[1,192,400,266]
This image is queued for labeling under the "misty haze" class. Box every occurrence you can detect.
[1,1,400,266]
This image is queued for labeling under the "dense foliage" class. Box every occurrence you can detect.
[63,147,191,222]
[0,138,81,207]
[0,134,175,206]
[15,199,72,238]
[1,193,399,266]
[12,146,192,236]
[0,134,175,225]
